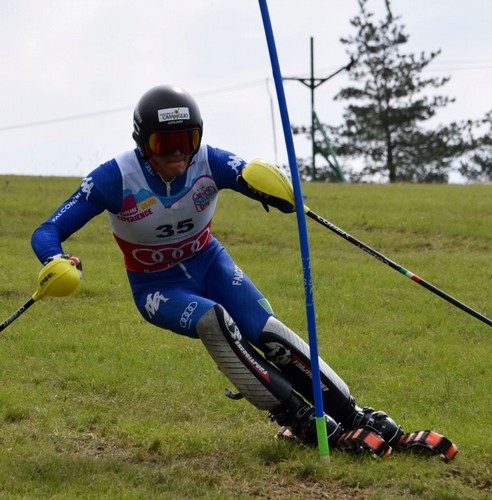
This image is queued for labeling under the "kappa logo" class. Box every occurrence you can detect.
[80,177,94,201]
[264,341,291,366]
[227,155,243,174]
[144,291,169,318]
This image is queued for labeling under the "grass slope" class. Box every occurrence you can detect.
[0,175,490,499]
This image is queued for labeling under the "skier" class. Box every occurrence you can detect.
[31,85,457,459]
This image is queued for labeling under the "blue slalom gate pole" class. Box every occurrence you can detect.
[258,0,330,460]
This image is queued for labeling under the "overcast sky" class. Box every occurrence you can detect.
[0,0,490,178]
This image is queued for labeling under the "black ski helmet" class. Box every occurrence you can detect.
[132,85,203,158]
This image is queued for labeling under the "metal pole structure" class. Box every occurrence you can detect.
[310,37,316,180]
[284,38,354,180]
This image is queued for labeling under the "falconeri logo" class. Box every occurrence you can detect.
[157,107,190,123]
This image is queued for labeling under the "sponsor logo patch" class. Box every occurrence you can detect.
[180,301,198,329]
[157,107,190,123]
[51,192,82,222]
[232,265,243,286]
[118,194,155,222]
[192,183,217,212]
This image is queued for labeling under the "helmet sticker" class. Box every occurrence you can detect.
[157,107,190,123]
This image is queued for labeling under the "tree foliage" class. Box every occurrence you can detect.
[458,111,492,182]
[313,0,491,183]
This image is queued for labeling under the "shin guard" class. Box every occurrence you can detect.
[260,316,354,422]
[196,305,293,411]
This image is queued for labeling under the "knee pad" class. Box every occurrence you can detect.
[196,304,293,411]
[260,316,354,422]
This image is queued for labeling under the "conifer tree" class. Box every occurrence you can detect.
[327,0,479,183]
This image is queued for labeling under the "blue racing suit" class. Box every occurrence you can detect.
[31,145,274,343]
[30,143,399,446]
[31,141,416,450]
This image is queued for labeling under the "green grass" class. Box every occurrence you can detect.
[0,175,491,499]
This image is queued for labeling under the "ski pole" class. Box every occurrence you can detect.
[306,209,492,328]
[241,159,492,328]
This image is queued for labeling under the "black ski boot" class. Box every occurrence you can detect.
[341,404,459,461]
[272,402,392,458]
[347,406,404,447]
[269,395,343,448]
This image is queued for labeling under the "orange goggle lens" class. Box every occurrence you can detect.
[148,129,201,156]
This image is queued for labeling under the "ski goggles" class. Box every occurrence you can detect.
[147,129,201,156]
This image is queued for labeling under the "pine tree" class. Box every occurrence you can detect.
[458,111,492,182]
[327,0,477,183]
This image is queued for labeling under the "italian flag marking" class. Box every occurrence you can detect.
[399,267,421,283]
